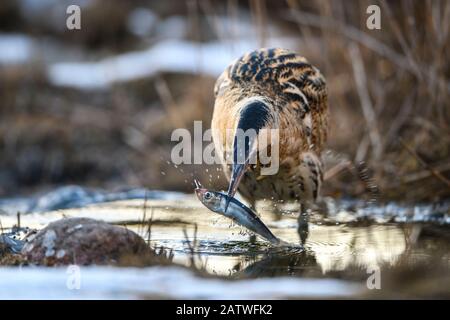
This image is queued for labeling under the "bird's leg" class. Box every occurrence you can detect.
[296,153,323,245]
[297,201,312,245]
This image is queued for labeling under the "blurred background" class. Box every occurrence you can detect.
[0,0,449,202]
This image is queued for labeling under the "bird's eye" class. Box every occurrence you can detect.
[204,192,212,199]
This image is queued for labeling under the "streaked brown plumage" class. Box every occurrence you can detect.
[211,48,328,212]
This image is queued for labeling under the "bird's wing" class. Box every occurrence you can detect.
[271,49,328,150]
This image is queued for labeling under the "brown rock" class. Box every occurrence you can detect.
[22,217,148,266]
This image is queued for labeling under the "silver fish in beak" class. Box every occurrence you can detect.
[194,179,281,245]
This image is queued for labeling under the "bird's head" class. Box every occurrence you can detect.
[224,97,276,211]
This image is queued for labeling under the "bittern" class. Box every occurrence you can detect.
[211,48,328,231]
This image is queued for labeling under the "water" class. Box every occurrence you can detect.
[1,187,449,299]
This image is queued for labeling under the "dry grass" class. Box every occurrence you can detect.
[0,0,448,202]
[277,0,450,202]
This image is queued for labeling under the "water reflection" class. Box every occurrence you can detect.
[172,224,408,277]
[1,195,448,281]
[234,250,319,278]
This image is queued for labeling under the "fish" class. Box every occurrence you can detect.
[194,179,283,245]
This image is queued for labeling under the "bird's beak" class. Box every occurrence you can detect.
[224,163,246,212]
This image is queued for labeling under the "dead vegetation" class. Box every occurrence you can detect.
[0,0,448,202]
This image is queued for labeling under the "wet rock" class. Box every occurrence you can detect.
[21,217,148,266]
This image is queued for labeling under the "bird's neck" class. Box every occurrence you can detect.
[236,98,272,133]
[232,98,273,164]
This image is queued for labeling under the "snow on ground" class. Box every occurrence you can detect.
[0,265,362,299]
[0,34,34,65]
